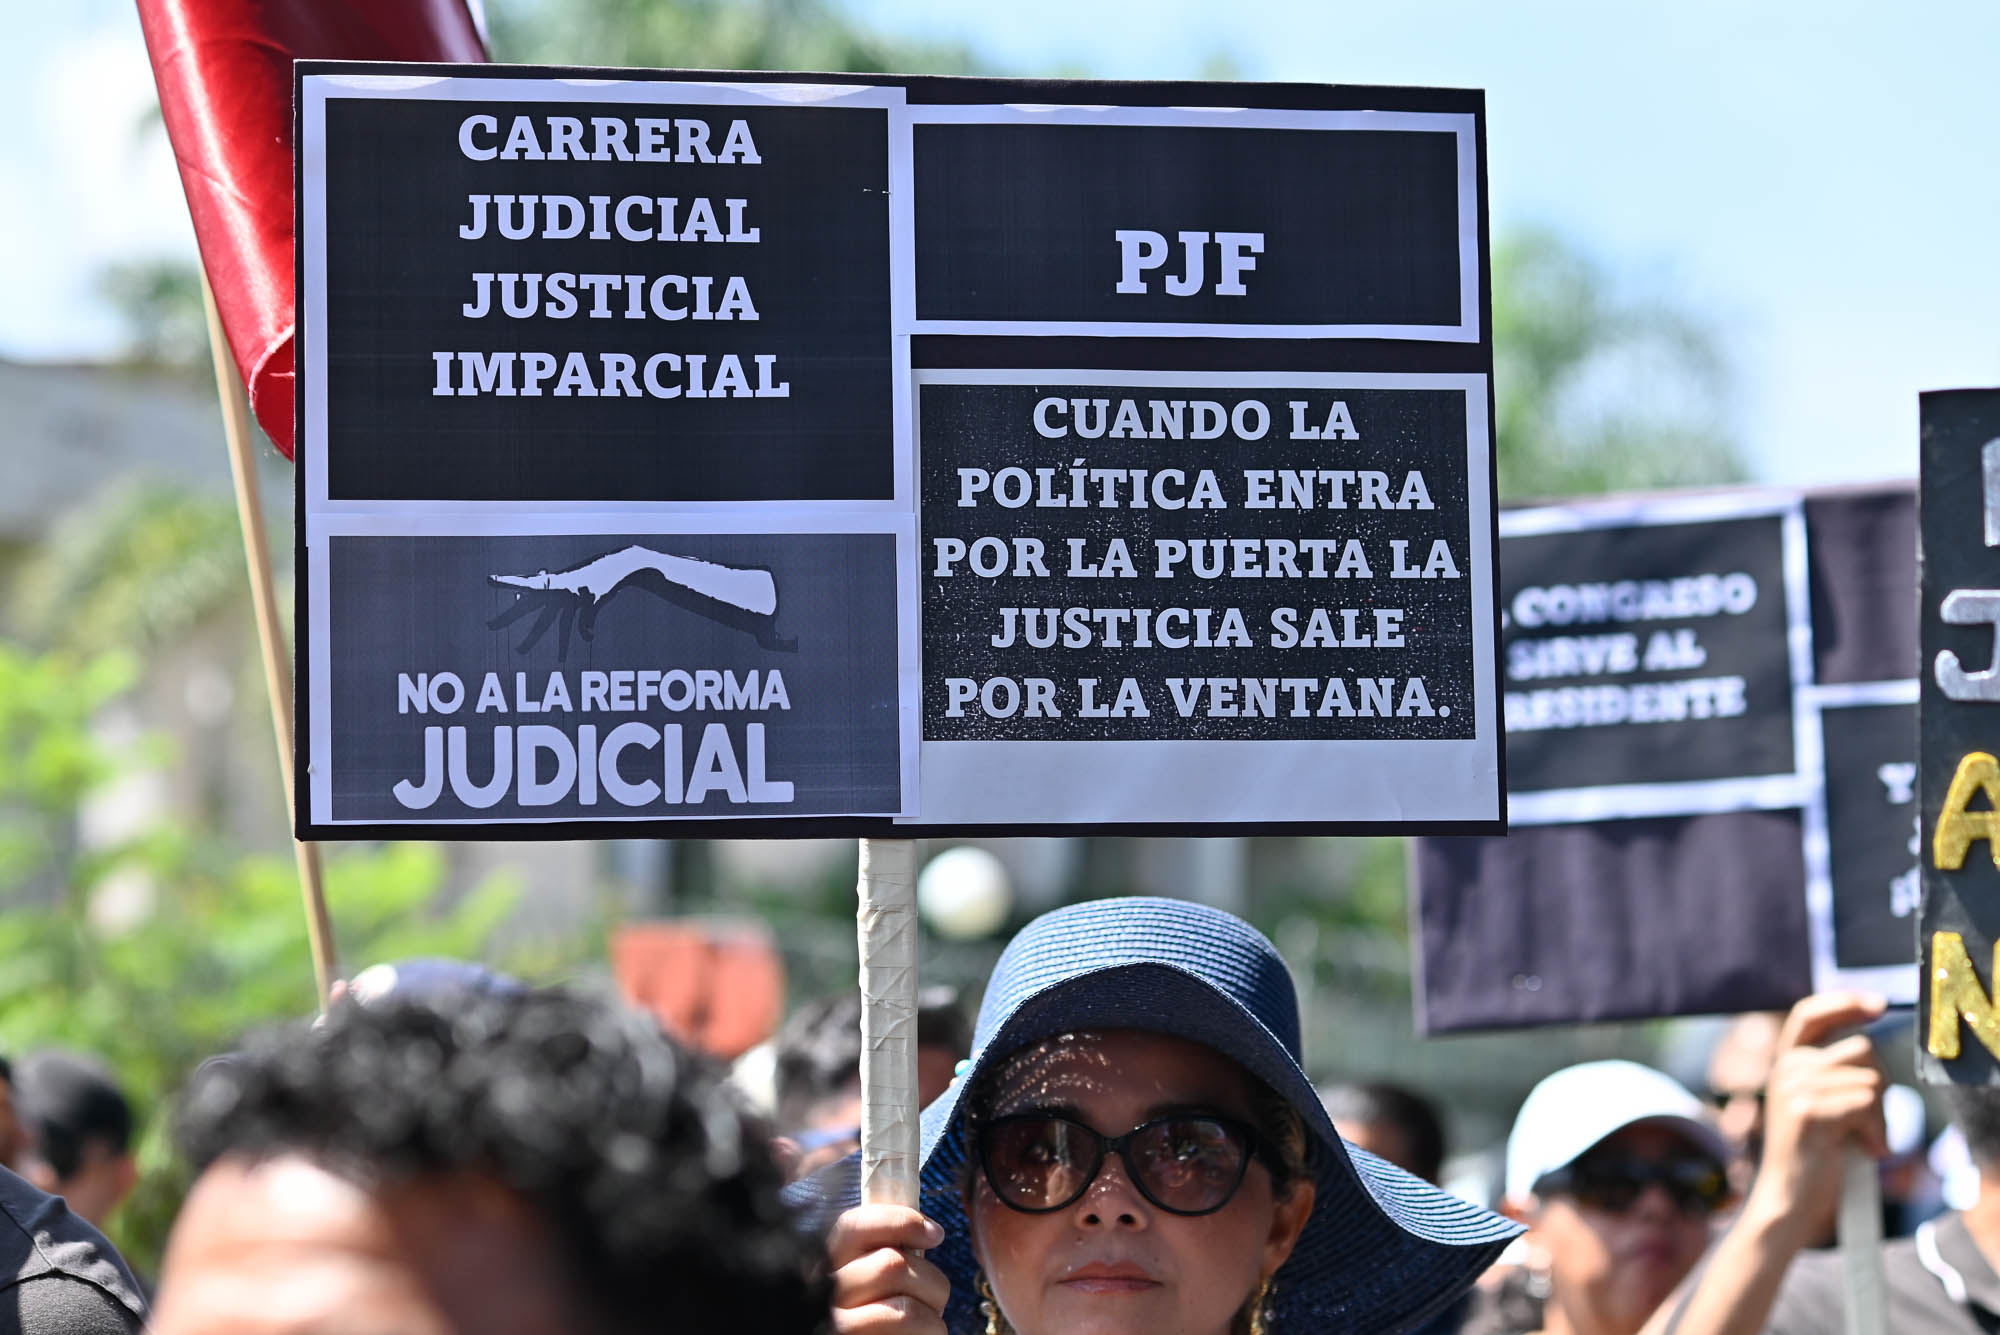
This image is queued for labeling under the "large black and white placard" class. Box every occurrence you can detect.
[910,107,1476,339]
[301,74,908,503]
[307,528,910,826]
[914,371,1494,826]
[1415,485,1922,1031]
[297,67,1497,838]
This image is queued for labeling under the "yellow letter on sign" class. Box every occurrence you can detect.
[1934,752,2000,869]
[1929,931,2000,1061]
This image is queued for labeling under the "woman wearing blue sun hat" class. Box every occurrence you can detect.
[809,897,1521,1335]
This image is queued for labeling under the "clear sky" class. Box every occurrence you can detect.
[8,0,1998,487]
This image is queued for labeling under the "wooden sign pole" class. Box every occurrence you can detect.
[200,278,339,1009]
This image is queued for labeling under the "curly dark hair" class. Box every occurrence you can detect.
[178,990,827,1335]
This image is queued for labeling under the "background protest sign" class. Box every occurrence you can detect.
[296,66,1498,838]
[1498,494,1812,818]
[1415,484,1919,1031]
[1919,390,2000,1085]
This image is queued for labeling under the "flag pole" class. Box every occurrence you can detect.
[857,837,921,1206]
[200,277,339,1008]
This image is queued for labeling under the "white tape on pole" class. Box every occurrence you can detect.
[1839,1147,1885,1335]
[857,838,921,1206]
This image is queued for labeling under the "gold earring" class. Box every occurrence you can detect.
[1249,1275,1274,1335]
[979,1272,1005,1335]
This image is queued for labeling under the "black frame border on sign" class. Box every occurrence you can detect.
[293,60,1500,840]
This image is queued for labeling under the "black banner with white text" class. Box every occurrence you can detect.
[1416,485,1919,1031]
[296,66,1498,837]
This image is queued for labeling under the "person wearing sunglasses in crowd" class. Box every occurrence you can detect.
[1470,1060,1734,1335]
[811,897,1521,1335]
[1702,1013,1783,1201]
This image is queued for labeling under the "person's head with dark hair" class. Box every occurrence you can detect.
[775,991,867,1136]
[150,990,827,1335]
[773,987,972,1179]
[1323,1081,1447,1185]
[14,1050,136,1227]
[1704,1010,1784,1192]
[917,985,973,1105]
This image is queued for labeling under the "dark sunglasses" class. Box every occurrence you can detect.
[1535,1154,1731,1216]
[976,1113,1261,1216]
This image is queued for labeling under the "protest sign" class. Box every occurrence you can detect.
[1918,390,2000,1084]
[296,66,1498,838]
[915,371,1490,825]
[1498,494,1811,819]
[1416,484,1919,1031]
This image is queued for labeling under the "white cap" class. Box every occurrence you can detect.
[1505,1060,1732,1202]
[1931,1125,1979,1211]
[1884,1085,1927,1158]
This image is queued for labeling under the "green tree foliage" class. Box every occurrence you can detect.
[11,484,252,655]
[0,640,570,1272]
[484,0,982,72]
[1493,226,1746,500]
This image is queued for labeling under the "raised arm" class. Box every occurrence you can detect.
[1666,992,1888,1335]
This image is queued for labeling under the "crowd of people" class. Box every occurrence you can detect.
[0,897,1972,1334]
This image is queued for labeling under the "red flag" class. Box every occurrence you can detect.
[136,0,488,458]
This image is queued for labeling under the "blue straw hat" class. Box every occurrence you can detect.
[797,896,1520,1334]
